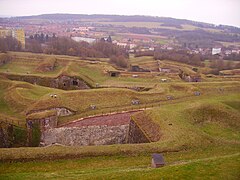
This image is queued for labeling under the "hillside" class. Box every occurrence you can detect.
[2,13,239,50]
[9,14,240,32]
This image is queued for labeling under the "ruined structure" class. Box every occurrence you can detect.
[108,70,121,77]
[4,74,91,90]
[179,70,201,82]
[130,65,150,72]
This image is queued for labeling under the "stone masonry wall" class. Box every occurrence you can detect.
[27,115,58,132]
[27,107,75,117]
[42,124,129,146]
[127,119,150,144]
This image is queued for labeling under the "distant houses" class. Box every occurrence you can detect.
[100,36,112,43]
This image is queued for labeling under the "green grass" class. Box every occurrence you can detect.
[1,70,240,126]
[0,90,240,179]
[0,78,63,125]
[97,21,164,28]
[201,123,240,141]
[1,93,240,160]
[0,52,239,179]
[0,147,239,179]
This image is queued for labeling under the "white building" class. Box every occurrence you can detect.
[71,37,96,43]
[129,44,137,49]
[117,42,128,48]
[212,48,221,55]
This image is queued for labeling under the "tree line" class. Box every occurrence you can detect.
[154,49,204,67]
[0,37,22,52]
[43,37,128,58]
[209,60,240,74]
[1,35,128,59]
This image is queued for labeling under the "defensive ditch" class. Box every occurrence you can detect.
[41,111,152,146]
[4,74,91,90]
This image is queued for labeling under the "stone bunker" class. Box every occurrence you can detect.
[4,74,91,90]
[41,111,151,146]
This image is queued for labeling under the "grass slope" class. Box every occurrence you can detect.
[0,91,239,179]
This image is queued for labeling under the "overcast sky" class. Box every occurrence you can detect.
[0,0,240,27]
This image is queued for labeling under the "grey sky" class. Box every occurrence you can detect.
[0,0,240,27]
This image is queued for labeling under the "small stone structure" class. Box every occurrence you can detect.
[194,91,201,96]
[151,153,165,168]
[26,111,58,146]
[166,95,174,100]
[54,107,74,117]
[27,107,75,118]
[159,68,171,73]
[132,99,140,105]
[90,105,97,110]
[26,115,58,132]
[108,71,120,77]
[56,75,90,90]
[26,107,75,146]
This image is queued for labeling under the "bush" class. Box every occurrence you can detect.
[44,37,128,58]
[110,55,129,68]
[154,49,205,67]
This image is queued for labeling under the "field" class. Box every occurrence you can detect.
[0,51,239,179]
[96,21,223,33]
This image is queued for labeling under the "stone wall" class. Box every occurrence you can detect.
[54,107,74,117]
[5,74,90,90]
[42,124,129,146]
[27,115,58,132]
[127,119,150,144]
[0,121,27,148]
[26,115,58,147]
[27,107,75,117]
[39,111,152,147]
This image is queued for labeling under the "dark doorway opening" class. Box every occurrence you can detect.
[73,80,78,86]
[111,73,116,77]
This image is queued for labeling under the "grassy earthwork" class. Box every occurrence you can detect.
[0,51,239,179]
